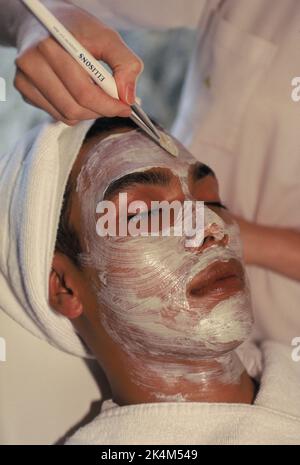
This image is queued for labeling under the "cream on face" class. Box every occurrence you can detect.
[76,130,253,395]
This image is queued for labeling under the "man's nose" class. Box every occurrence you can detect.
[185,218,229,253]
[202,221,229,251]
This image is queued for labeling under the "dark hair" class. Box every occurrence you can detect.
[54,117,136,267]
[84,116,136,141]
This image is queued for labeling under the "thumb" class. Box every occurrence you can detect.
[114,57,144,105]
[95,29,144,105]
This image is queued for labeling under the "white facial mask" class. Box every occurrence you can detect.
[76,130,253,371]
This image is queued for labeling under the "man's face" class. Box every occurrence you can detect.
[70,128,253,361]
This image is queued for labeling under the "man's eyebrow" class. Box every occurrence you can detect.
[191,162,216,181]
[104,169,172,200]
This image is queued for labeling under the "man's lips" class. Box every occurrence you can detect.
[187,259,245,299]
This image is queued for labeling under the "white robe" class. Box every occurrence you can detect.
[65,341,300,445]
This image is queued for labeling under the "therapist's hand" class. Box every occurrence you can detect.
[14,2,144,125]
[234,215,300,281]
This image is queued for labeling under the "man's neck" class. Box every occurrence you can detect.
[111,351,256,406]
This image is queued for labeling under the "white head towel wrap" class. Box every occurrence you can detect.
[0,120,95,358]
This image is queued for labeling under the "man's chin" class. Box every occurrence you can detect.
[190,290,254,350]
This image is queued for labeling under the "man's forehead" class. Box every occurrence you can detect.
[75,129,198,198]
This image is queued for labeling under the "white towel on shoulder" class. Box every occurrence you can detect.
[65,341,300,445]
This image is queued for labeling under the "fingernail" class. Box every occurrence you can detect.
[125,82,136,105]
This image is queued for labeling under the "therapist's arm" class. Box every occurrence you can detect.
[235,217,300,281]
[0,0,143,125]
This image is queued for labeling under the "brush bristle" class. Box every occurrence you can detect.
[159,132,179,157]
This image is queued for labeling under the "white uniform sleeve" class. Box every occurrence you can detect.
[0,0,221,48]
[69,0,210,30]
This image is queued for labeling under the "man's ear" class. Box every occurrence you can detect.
[49,252,83,319]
